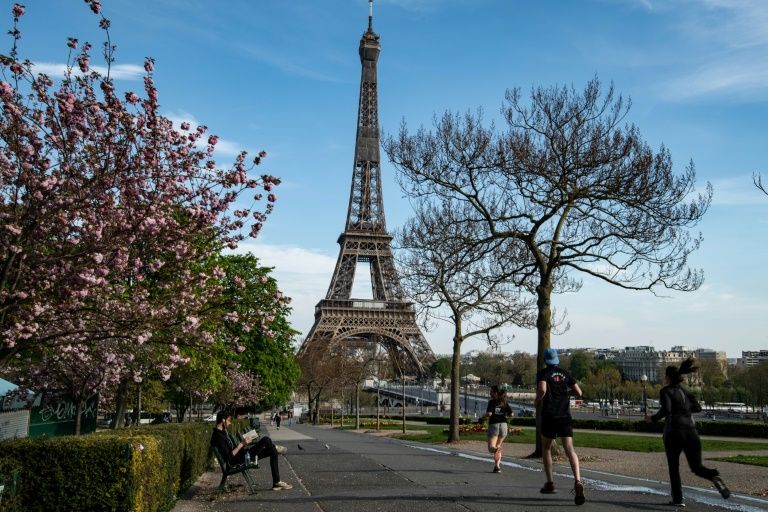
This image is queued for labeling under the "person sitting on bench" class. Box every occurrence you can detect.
[210,411,292,491]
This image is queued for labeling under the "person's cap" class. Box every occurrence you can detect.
[543,348,559,365]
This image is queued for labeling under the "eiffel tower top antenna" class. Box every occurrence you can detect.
[368,0,374,31]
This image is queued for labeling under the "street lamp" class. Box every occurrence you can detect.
[641,374,648,415]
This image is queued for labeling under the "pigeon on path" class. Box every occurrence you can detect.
[297,444,304,450]
[324,443,330,450]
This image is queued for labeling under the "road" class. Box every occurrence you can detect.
[174,423,768,512]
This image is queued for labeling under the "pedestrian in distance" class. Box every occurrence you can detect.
[534,347,586,505]
[210,411,292,491]
[645,359,730,507]
[484,385,513,473]
[274,411,282,429]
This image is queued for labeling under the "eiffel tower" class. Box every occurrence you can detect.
[298,2,435,379]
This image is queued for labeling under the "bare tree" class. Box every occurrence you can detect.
[385,78,711,453]
[754,173,768,196]
[396,200,536,442]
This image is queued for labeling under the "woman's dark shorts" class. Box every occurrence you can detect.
[541,415,573,439]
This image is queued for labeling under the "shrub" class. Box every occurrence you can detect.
[0,422,213,512]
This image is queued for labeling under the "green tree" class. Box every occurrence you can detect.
[569,351,593,382]
[430,356,452,386]
[217,254,300,409]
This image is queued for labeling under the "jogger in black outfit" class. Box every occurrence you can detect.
[646,359,730,507]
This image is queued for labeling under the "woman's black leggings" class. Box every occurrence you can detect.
[664,428,718,503]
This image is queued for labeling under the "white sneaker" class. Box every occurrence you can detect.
[272,481,293,491]
[275,445,288,455]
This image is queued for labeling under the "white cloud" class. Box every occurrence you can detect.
[661,58,768,100]
[31,62,144,80]
[661,0,768,99]
[227,243,337,339]
[709,175,768,206]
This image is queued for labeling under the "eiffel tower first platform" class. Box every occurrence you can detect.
[298,2,435,379]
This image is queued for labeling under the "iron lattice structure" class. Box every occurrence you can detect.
[298,8,435,379]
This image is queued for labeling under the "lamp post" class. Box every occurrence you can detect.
[463,369,468,417]
[641,374,648,415]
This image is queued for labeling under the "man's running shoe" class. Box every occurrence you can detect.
[713,476,731,499]
[540,481,556,494]
[573,480,586,505]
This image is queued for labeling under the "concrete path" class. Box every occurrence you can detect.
[173,423,768,512]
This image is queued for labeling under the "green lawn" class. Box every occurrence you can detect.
[393,425,768,453]
[710,455,768,467]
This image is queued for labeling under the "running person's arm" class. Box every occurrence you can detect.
[649,387,672,422]
[570,382,583,398]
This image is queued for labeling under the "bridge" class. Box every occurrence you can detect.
[362,382,534,417]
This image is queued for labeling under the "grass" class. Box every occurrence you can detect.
[710,455,768,467]
[392,425,768,453]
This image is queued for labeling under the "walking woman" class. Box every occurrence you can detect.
[484,385,512,473]
[646,358,730,507]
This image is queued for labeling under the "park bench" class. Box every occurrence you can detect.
[211,446,260,494]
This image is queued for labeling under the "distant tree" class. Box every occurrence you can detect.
[469,351,513,386]
[430,356,452,386]
[509,352,537,387]
[568,351,594,382]
[395,201,536,442]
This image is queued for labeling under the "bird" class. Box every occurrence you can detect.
[324,443,330,450]
[297,444,304,450]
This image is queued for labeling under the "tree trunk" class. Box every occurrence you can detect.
[74,399,84,436]
[448,327,463,443]
[110,379,129,429]
[532,281,553,457]
[134,383,142,426]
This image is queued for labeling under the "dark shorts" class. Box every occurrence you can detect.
[541,415,573,439]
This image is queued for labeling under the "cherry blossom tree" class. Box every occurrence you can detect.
[0,2,283,424]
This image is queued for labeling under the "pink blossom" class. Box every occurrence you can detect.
[77,55,90,73]
[86,0,101,14]
[12,3,25,18]
[144,57,154,73]
[67,37,78,49]
[180,121,190,130]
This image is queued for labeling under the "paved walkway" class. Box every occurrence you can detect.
[173,423,768,512]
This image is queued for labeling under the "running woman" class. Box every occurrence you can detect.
[646,359,730,507]
[484,385,513,473]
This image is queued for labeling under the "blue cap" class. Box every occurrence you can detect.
[543,348,559,365]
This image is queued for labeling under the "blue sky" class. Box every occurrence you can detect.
[11,0,768,358]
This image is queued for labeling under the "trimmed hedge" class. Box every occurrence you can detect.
[0,421,220,512]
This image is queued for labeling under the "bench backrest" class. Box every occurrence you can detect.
[211,446,230,471]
